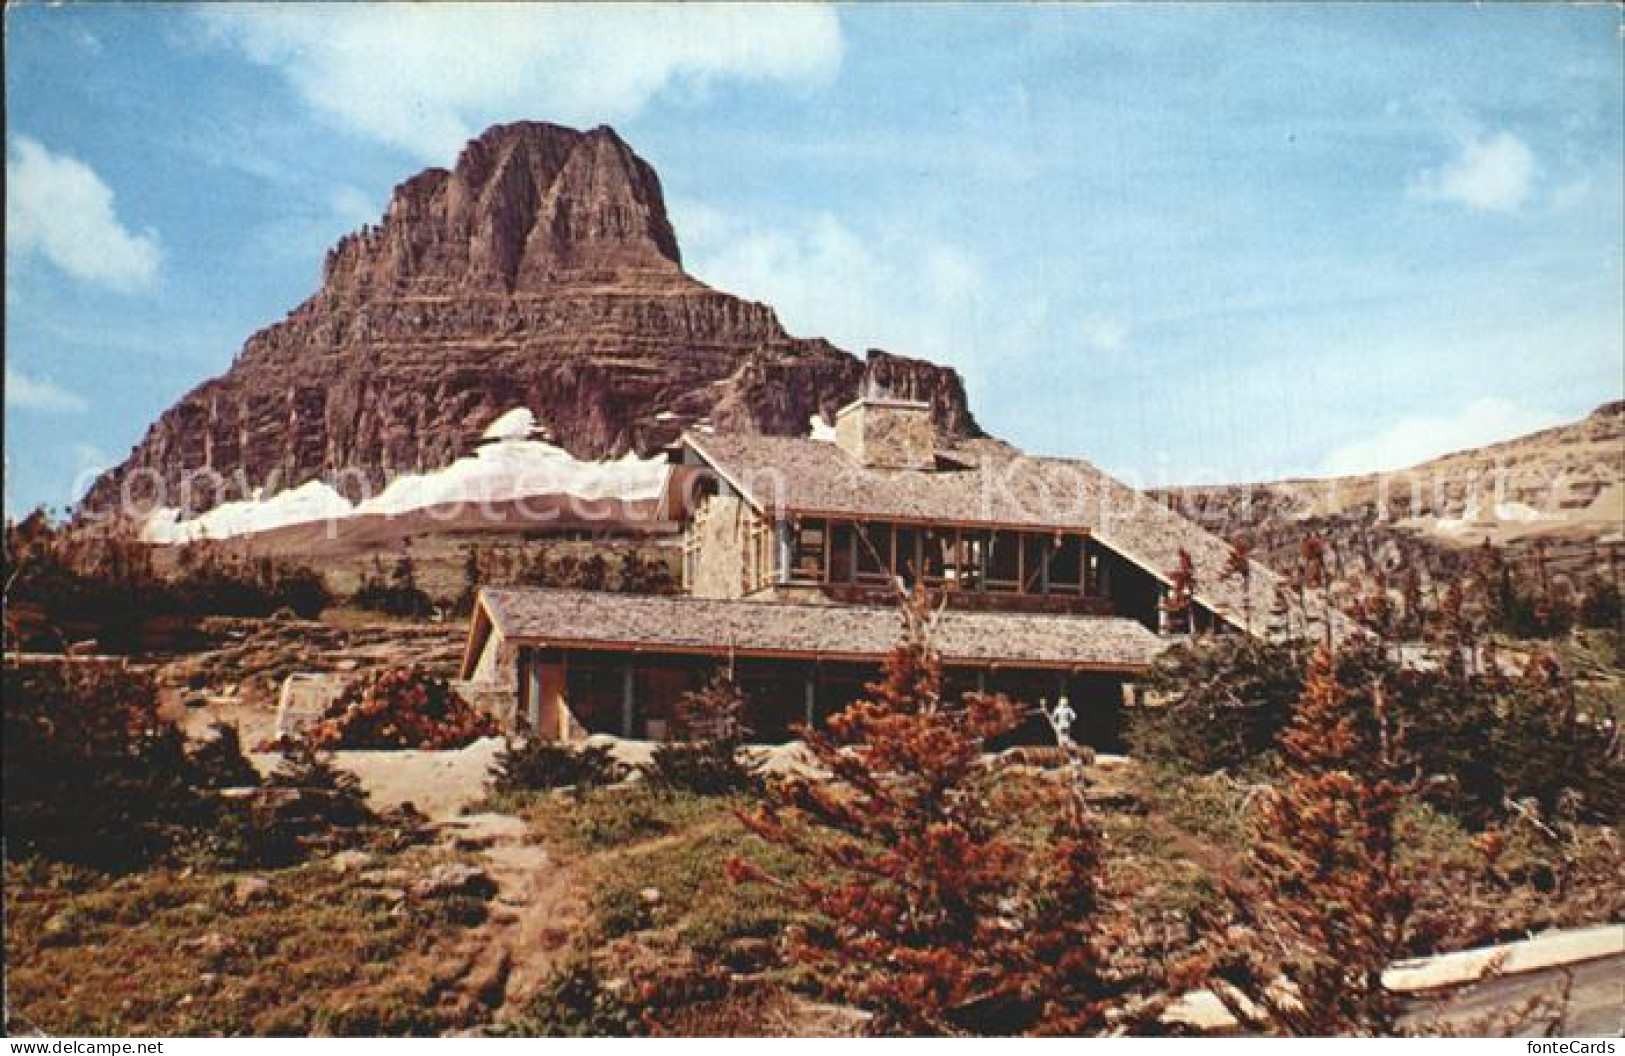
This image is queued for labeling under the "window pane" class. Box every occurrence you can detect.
[895,527,922,583]
[829,523,854,582]
[922,529,950,580]
[792,519,826,580]
[987,531,1019,586]
[1050,534,1084,591]
[857,522,892,576]
[1023,534,1047,592]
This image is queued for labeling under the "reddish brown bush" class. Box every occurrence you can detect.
[305,666,499,750]
[732,586,1188,1035]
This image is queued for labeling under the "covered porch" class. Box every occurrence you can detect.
[516,645,1130,750]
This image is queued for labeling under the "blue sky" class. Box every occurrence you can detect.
[6,2,1622,515]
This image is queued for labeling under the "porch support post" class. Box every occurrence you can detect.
[526,651,542,732]
[621,662,635,738]
[560,650,572,741]
[803,670,817,730]
[776,519,793,586]
[513,646,527,730]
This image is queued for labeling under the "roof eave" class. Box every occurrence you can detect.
[679,432,773,518]
[458,590,498,681]
[484,631,1156,673]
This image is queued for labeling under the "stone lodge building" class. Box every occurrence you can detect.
[460,396,1316,747]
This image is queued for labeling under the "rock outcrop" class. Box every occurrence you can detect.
[83,121,979,517]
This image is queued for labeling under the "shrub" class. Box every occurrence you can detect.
[1126,636,1306,773]
[2,661,205,870]
[488,739,627,796]
[1489,655,1624,825]
[456,543,679,610]
[641,672,760,796]
[509,957,641,1037]
[2,658,393,873]
[3,512,333,649]
[616,549,679,595]
[350,557,435,619]
[265,745,374,831]
[1578,577,1622,631]
[266,564,334,619]
[189,797,306,870]
[594,884,654,938]
[1134,631,1624,831]
[191,745,376,870]
[305,666,499,750]
[187,721,262,789]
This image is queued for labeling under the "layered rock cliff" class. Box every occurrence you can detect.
[82,121,979,517]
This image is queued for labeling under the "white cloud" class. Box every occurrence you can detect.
[73,27,104,56]
[1072,315,1129,360]
[6,136,162,292]
[5,366,88,414]
[1411,130,1537,213]
[199,4,843,160]
[1317,396,1565,476]
[329,185,381,229]
[246,182,382,269]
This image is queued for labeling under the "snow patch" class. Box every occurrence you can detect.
[482,407,537,441]
[1434,495,1553,535]
[1492,500,1548,523]
[353,432,667,516]
[142,479,354,544]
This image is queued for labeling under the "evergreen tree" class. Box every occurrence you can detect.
[1203,647,1416,1035]
[1161,548,1198,636]
[642,670,759,795]
[1224,539,1255,636]
[732,586,1183,1035]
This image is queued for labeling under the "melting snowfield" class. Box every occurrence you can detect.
[142,409,671,543]
[1432,497,1555,536]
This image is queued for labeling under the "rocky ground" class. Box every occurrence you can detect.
[152,613,466,745]
[10,704,1616,1036]
[11,606,1620,1036]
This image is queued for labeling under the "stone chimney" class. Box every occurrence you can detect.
[834,397,936,470]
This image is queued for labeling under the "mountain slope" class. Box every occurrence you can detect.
[82,121,979,520]
[1155,400,1624,584]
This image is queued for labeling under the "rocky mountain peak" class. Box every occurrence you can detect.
[323,121,685,301]
[82,121,980,520]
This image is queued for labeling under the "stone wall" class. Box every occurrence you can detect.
[834,398,936,470]
[687,491,757,599]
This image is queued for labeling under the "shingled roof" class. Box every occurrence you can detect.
[683,432,1343,640]
[462,586,1164,678]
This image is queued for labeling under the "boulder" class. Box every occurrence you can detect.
[231,876,273,905]
[408,862,495,900]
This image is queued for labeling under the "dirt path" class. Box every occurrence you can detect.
[436,811,592,1022]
